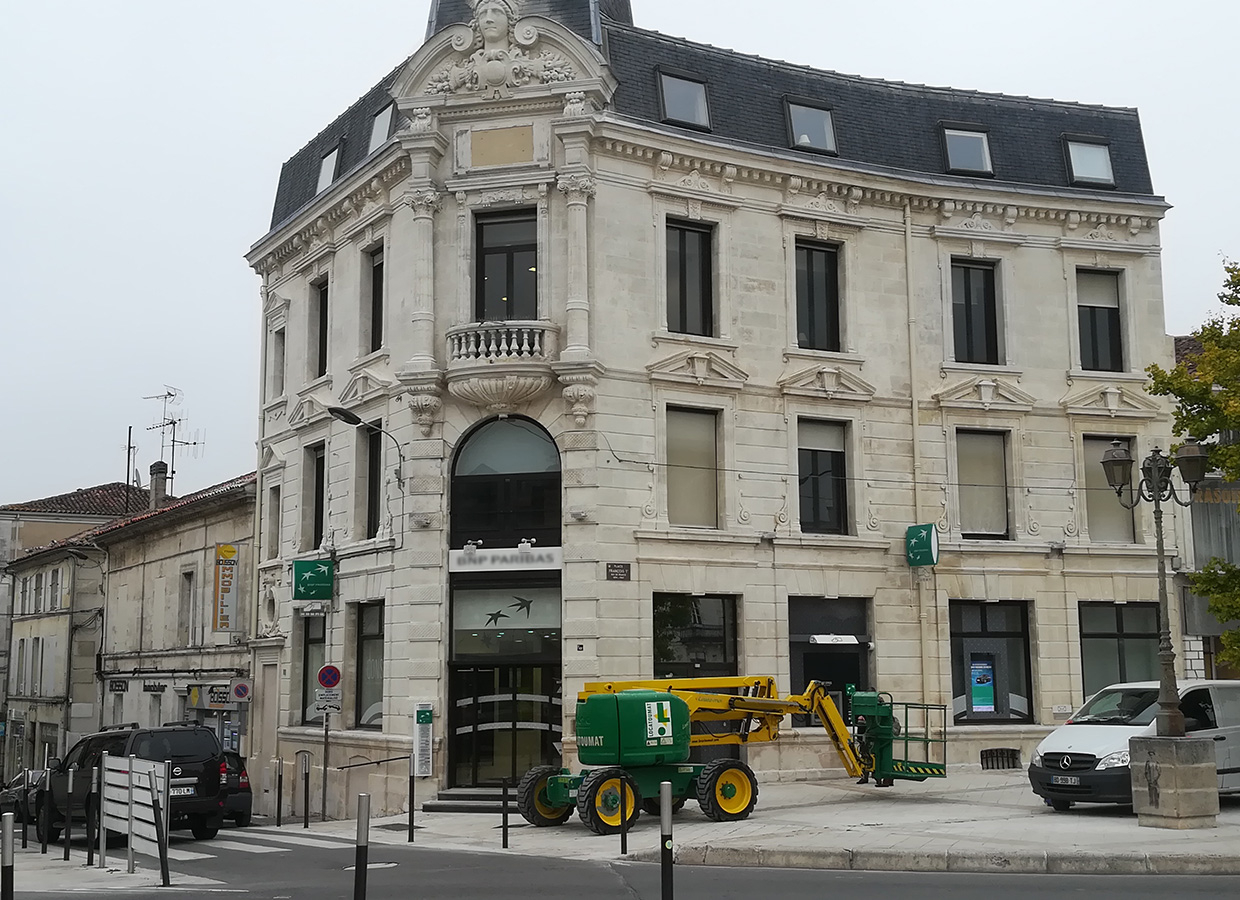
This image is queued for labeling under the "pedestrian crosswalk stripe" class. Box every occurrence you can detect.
[165,846,215,861]
[205,839,285,854]
[236,830,354,850]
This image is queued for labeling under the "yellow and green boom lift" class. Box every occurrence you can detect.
[517,676,947,834]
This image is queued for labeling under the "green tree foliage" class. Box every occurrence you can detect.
[1148,260,1240,667]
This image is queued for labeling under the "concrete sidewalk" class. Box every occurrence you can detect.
[340,769,1240,875]
[3,843,225,893]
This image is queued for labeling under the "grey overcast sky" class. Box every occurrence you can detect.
[2,0,1236,505]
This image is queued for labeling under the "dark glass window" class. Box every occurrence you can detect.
[788,103,836,153]
[667,221,713,336]
[309,444,326,550]
[796,242,840,351]
[952,262,999,365]
[944,129,992,174]
[365,424,382,540]
[659,74,710,128]
[301,615,326,725]
[1079,602,1159,698]
[788,596,869,725]
[653,594,737,679]
[1077,270,1122,371]
[798,421,847,535]
[949,600,1032,723]
[356,603,384,729]
[477,213,537,321]
[369,249,384,353]
[314,280,329,378]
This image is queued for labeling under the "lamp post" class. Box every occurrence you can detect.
[1100,438,1209,737]
[327,407,405,490]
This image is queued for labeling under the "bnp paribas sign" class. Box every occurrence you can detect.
[905,524,940,568]
[448,545,563,573]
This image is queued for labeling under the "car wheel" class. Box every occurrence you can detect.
[35,796,61,844]
[1050,799,1073,812]
[190,816,219,840]
[233,811,251,828]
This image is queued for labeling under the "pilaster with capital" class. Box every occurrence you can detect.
[557,172,596,361]
[403,187,443,374]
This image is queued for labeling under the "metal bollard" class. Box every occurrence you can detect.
[276,759,283,829]
[301,754,310,830]
[619,776,628,856]
[407,753,416,844]
[19,771,27,851]
[126,755,135,875]
[501,778,509,849]
[86,766,98,868]
[2,812,14,900]
[98,753,109,869]
[39,770,49,856]
[353,794,370,900]
[63,769,73,862]
[660,781,674,900]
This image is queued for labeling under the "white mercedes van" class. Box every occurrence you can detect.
[1028,679,1240,811]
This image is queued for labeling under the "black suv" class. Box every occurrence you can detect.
[37,722,226,842]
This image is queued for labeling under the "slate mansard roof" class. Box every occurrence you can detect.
[266,10,1156,232]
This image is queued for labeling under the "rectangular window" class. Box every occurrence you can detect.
[1077,270,1123,372]
[1084,437,1134,542]
[31,637,41,695]
[1079,602,1159,698]
[266,485,281,560]
[667,407,718,528]
[957,430,1009,539]
[788,596,869,726]
[795,241,840,351]
[302,615,326,725]
[1066,140,1114,186]
[312,281,329,378]
[49,568,61,610]
[305,443,327,550]
[365,423,383,540]
[19,577,28,615]
[356,603,384,729]
[476,212,538,321]
[944,128,992,174]
[798,420,848,535]
[666,220,714,336]
[15,640,25,693]
[949,600,1032,723]
[653,594,737,679]
[316,147,339,193]
[368,105,394,153]
[367,249,384,353]
[34,573,43,613]
[952,262,999,364]
[269,328,286,399]
[179,571,194,648]
[787,102,836,153]
[659,73,710,129]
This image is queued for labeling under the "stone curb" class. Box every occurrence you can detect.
[626,845,1240,876]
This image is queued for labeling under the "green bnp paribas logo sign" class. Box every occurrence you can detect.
[292,559,334,600]
[905,524,939,568]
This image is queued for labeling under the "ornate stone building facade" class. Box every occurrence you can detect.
[246,0,1182,817]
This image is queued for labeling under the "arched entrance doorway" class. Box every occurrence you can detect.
[447,417,563,787]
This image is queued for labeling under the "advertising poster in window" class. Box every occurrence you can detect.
[970,656,995,713]
[213,543,240,632]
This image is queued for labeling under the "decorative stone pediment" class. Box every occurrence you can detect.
[392,3,614,105]
[338,366,395,406]
[647,350,749,391]
[934,376,1035,413]
[778,364,875,403]
[287,392,333,429]
[1060,383,1162,419]
[260,446,286,474]
[263,291,291,329]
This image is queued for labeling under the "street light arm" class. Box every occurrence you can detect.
[367,425,406,491]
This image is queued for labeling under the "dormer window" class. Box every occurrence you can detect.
[1066,138,1115,187]
[943,128,992,175]
[659,73,710,130]
[368,105,394,153]
[787,102,837,154]
[316,147,340,194]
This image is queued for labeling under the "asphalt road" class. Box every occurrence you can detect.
[18,830,1240,900]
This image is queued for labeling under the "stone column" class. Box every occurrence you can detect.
[1130,736,1219,829]
[556,173,596,361]
[403,188,443,373]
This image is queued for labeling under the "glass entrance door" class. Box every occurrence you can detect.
[449,665,562,787]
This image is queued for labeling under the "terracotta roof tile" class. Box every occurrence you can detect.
[0,482,150,517]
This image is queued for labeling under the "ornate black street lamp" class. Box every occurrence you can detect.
[1100,438,1209,737]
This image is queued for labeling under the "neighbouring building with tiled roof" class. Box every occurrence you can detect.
[245,0,1185,818]
[3,464,256,775]
[1,481,149,745]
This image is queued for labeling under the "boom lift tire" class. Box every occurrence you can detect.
[695,758,759,822]
[641,796,686,816]
[576,767,641,835]
[517,765,574,826]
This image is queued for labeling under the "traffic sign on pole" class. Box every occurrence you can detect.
[317,665,342,689]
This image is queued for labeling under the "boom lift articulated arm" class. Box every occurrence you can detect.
[579,676,867,778]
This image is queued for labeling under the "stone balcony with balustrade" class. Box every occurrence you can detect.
[444,320,561,413]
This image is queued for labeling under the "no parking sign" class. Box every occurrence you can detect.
[230,678,253,703]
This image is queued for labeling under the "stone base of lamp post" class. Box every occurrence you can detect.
[1129,737,1219,829]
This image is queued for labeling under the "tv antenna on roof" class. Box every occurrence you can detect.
[144,386,204,496]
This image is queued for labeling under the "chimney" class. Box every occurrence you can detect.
[149,460,168,510]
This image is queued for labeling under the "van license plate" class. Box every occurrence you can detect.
[169,787,195,796]
[1051,775,1079,786]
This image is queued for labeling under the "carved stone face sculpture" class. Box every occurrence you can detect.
[476,2,510,45]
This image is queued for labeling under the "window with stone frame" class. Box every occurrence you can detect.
[956,430,1010,539]
[365,248,385,354]
[1079,602,1159,698]
[1083,436,1134,542]
[304,443,327,551]
[795,240,841,352]
[311,279,329,379]
[951,261,1000,365]
[1077,269,1123,372]
[476,211,537,321]
[301,615,326,726]
[355,602,384,729]
[666,407,719,527]
[798,420,848,535]
[949,600,1033,723]
[666,220,714,337]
